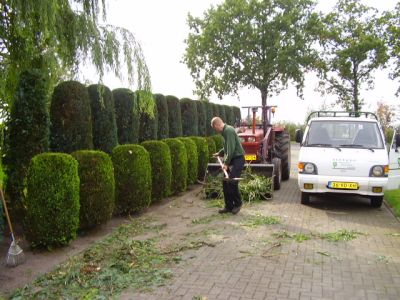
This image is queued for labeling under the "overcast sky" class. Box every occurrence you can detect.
[101,0,398,124]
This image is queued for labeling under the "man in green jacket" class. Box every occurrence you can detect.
[211,117,245,214]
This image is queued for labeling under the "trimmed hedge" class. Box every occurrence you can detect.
[190,137,209,180]
[165,95,182,137]
[224,105,235,126]
[50,80,93,153]
[206,137,217,163]
[204,101,214,136]
[88,84,118,154]
[163,138,187,194]
[4,69,50,217]
[178,137,198,185]
[138,91,158,142]
[196,101,207,136]
[233,106,242,126]
[71,150,115,229]
[218,104,227,123]
[211,134,224,152]
[154,94,169,140]
[141,141,172,201]
[112,145,151,214]
[113,88,139,144]
[25,153,79,248]
[180,98,198,136]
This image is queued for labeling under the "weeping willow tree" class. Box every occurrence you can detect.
[0,0,152,117]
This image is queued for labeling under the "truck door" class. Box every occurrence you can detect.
[388,130,400,190]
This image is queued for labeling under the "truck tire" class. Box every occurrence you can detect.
[272,157,281,191]
[275,131,291,181]
[301,192,310,204]
[370,196,383,208]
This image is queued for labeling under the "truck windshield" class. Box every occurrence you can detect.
[305,120,384,149]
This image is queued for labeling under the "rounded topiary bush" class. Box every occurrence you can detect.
[211,134,224,152]
[4,69,50,217]
[50,80,93,153]
[112,145,151,214]
[196,101,207,136]
[141,140,172,201]
[163,138,187,194]
[154,94,169,140]
[138,91,158,142]
[113,88,139,144]
[25,153,79,248]
[178,137,198,185]
[190,137,209,180]
[71,150,115,230]
[87,84,118,154]
[233,106,242,126]
[165,95,182,137]
[224,105,235,126]
[180,98,198,137]
[206,137,217,162]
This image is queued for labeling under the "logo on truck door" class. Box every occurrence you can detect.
[332,158,356,170]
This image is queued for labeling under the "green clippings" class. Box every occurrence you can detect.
[292,233,311,242]
[191,214,228,225]
[320,229,363,242]
[241,213,280,228]
[316,251,331,256]
[204,198,224,208]
[376,255,390,264]
[386,232,400,237]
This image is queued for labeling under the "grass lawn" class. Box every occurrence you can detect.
[385,189,400,217]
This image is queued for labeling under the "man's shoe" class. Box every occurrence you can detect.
[231,205,242,215]
[218,207,231,214]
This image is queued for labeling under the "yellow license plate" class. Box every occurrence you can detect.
[245,154,257,161]
[328,181,359,190]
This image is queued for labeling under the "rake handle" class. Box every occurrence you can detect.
[0,188,15,241]
[217,156,229,179]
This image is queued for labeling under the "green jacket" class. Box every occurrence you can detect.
[217,124,245,165]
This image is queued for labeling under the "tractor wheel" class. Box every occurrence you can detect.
[275,131,291,180]
[272,157,281,191]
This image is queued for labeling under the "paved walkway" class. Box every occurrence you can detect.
[120,144,400,300]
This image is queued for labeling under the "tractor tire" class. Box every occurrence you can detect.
[275,131,291,181]
[272,157,281,191]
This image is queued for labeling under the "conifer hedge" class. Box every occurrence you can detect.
[113,88,139,144]
[87,84,118,154]
[72,150,115,229]
[190,137,209,180]
[50,81,93,153]
[224,105,235,126]
[141,141,172,201]
[163,138,187,194]
[233,106,242,126]
[211,135,224,152]
[154,94,169,140]
[178,137,198,185]
[180,98,198,136]
[4,69,50,217]
[138,91,158,142]
[204,101,214,136]
[112,145,151,214]
[165,95,182,137]
[206,137,217,163]
[196,101,207,136]
[25,153,80,248]
[218,104,227,123]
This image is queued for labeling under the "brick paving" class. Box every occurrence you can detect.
[120,143,400,300]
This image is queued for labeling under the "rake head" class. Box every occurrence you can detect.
[5,240,25,267]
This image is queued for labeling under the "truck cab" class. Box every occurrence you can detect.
[295,111,388,207]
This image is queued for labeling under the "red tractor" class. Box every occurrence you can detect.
[207,105,291,190]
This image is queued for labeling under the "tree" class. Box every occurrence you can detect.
[184,0,318,127]
[376,101,395,132]
[0,0,151,117]
[318,0,388,112]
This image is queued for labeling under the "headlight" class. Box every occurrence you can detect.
[370,165,388,177]
[248,137,256,142]
[298,162,317,174]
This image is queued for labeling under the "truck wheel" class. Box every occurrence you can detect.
[272,157,281,191]
[370,196,383,208]
[301,192,310,204]
[275,131,291,181]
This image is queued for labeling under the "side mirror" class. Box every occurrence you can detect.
[396,133,400,148]
[295,129,303,143]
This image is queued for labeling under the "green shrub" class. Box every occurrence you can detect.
[180,98,198,136]
[50,81,93,153]
[224,105,235,126]
[112,145,151,214]
[165,95,182,137]
[178,137,198,185]
[204,101,214,136]
[141,141,172,201]
[233,106,242,127]
[154,94,169,140]
[71,150,115,230]
[163,138,187,194]
[218,104,227,123]
[25,153,79,248]
[138,91,158,142]
[88,84,118,154]
[206,137,216,162]
[190,137,209,180]
[211,135,224,152]
[113,88,139,144]
[211,103,219,119]
[196,101,207,136]
[4,69,50,217]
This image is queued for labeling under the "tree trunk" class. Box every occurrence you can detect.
[352,62,359,112]
[260,89,268,135]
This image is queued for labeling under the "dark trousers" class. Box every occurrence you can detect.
[222,156,245,210]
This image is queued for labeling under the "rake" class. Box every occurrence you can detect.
[0,188,25,267]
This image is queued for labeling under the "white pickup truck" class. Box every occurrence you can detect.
[295,111,394,208]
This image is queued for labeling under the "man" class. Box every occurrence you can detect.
[211,117,245,214]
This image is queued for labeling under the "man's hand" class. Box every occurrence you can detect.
[223,164,229,171]
[212,152,219,158]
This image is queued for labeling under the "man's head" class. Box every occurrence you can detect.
[211,117,225,133]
